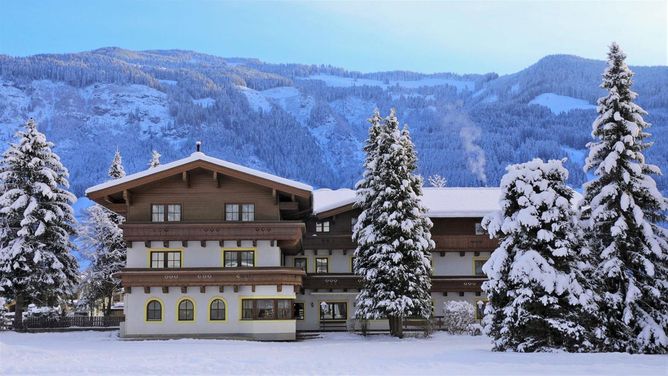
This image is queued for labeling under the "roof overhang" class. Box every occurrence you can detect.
[86,152,313,201]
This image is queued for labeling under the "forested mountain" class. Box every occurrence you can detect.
[1,47,666,196]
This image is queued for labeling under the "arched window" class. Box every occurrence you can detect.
[178,299,194,321]
[210,299,226,321]
[146,300,162,321]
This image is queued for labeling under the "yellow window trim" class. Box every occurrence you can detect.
[314,256,331,274]
[221,247,257,267]
[144,297,164,323]
[472,256,489,276]
[207,296,228,323]
[318,300,348,322]
[146,248,184,268]
[175,296,196,323]
[237,295,296,322]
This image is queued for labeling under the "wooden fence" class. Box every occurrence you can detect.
[21,316,123,329]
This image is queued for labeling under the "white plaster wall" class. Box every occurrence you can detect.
[123,285,296,339]
[127,240,281,268]
[432,251,491,276]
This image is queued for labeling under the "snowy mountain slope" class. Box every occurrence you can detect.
[0,48,666,196]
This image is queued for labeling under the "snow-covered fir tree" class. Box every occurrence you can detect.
[108,149,126,179]
[581,43,668,354]
[0,119,79,328]
[79,204,126,316]
[353,109,434,338]
[148,150,161,168]
[428,174,447,188]
[482,158,595,352]
[79,152,128,316]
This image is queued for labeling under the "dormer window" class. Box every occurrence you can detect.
[316,220,330,233]
[152,204,181,222]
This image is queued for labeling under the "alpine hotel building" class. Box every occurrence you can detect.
[85,150,500,340]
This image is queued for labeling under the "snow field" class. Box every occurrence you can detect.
[0,331,665,375]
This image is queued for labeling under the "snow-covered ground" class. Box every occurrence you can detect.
[529,93,596,114]
[1,331,664,375]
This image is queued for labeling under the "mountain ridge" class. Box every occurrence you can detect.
[0,47,666,196]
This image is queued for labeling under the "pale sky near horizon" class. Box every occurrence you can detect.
[1,0,666,74]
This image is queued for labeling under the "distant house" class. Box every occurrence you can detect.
[86,149,500,340]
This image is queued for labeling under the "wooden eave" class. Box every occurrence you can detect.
[315,203,355,220]
[86,159,311,202]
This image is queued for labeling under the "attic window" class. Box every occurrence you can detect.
[475,222,485,235]
[316,220,330,233]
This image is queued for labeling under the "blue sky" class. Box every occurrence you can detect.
[1,0,665,74]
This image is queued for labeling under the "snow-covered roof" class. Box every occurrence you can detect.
[85,151,313,195]
[313,187,502,218]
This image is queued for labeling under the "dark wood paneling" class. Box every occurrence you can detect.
[126,169,280,222]
[302,274,486,292]
[119,267,305,287]
[432,235,498,251]
[430,218,483,235]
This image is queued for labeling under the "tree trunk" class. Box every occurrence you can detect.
[13,295,24,330]
[105,293,113,317]
[388,316,404,338]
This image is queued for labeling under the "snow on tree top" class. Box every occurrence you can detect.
[313,187,503,218]
[85,151,313,195]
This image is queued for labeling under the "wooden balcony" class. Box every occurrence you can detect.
[303,274,486,292]
[121,221,305,249]
[302,234,356,250]
[118,267,305,288]
[432,235,498,251]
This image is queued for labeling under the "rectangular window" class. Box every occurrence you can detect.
[241,299,295,320]
[475,222,485,235]
[315,257,328,274]
[320,302,347,321]
[150,251,181,269]
[293,302,305,320]
[151,204,165,222]
[224,250,255,267]
[294,257,307,272]
[473,258,488,276]
[225,204,239,221]
[241,204,255,222]
[315,220,330,233]
[167,204,181,222]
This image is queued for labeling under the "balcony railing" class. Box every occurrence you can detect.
[303,274,486,292]
[121,221,305,248]
[118,267,305,288]
[432,235,498,251]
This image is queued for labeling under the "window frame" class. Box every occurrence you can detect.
[225,203,255,221]
[294,257,308,273]
[315,220,330,233]
[145,299,163,322]
[149,250,182,269]
[240,299,295,321]
[241,203,255,222]
[208,298,227,322]
[177,298,195,322]
[474,222,485,235]
[315,257,329,274]
[151,203,182,223]
[472,256,489,276]
[225,203,240,221]
[319,301,348,322]
[223,250,255,268]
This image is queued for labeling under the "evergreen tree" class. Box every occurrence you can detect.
[79,204,126,316]
[482,158,595,352]
[581,43,668,354]
[353,109,434,338]
[108,149,126,179]
[0,119,79,329]
[148,150,161,168]
[428,174,447,187]
[79,154,128,316]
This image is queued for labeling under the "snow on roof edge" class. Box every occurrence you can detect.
[85,152,313,195]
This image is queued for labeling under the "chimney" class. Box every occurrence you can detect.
[196,141,202,152]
